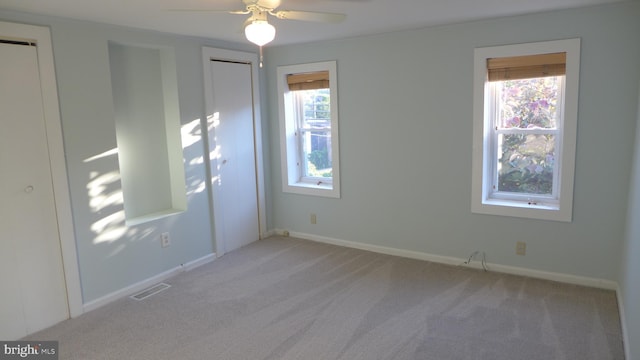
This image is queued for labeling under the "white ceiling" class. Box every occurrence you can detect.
[0,0,625,46]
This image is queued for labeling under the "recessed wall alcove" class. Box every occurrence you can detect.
[108,42,186,226]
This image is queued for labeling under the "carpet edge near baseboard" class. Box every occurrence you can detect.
[81,252,216,314]
[272,229,618,291]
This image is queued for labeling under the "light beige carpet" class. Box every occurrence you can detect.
[27,236,624,359]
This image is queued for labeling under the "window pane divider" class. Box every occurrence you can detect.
[495,128,558,134]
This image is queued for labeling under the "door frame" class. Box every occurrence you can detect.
[202,47,267,256]
[0,21,83,317]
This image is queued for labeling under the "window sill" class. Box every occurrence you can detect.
[283,181,340,198]
[125,208,185,226]
[472,198,571,222]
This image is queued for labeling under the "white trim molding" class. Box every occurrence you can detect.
[472,38,580,222]
[616,286,631,360]
[0,21,84,318]
[83,253,215,313]
[275,229,618,290]
[277,61,341,199]
[202,46,268,252]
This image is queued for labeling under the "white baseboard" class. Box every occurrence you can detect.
[262,229,279,239]
[83,253,216,313]
[275,229,618,290]
[616,286,631,360]
[182,253,216,271]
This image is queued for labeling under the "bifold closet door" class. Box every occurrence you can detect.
[0,41,69,340]
[208,60,260,255]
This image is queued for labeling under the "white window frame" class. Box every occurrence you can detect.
[294,90,333,185]
[277,61,340,198]
[471,39,580,222]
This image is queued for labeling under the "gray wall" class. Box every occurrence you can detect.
[265,4,640,357]
[620,80,640,360]
[2,3,640,358]
[0,10,254,303]
[264,2,640,282]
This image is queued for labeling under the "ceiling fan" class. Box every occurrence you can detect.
[172,0,346,47]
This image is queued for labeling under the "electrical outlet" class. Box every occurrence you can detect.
[161,232,171,248]
[516,241,526,256]
[310,213,317,224]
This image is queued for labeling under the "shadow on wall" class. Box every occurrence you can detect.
[81,117,212,258]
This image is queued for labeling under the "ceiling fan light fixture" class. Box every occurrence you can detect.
[244,20,276,46]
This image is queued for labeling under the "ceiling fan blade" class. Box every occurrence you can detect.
[166,9,250,15]
[272,10,346,23]
[249,0,282,8]
[285,0,368,3]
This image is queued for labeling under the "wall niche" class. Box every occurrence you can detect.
[108,42,186,226]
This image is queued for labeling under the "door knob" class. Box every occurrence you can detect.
[24,185,34,193]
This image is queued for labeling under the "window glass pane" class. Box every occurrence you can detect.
[297,88,332,179]
[301,130,332,178]
[497,133,555,195]
[497,77,561,129]
[300,88,331,129]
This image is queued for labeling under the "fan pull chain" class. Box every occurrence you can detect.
[259,46,264,68]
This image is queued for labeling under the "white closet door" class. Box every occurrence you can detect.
[208,60,260,255]
[0,42,69,340]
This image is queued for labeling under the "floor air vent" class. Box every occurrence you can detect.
[130,283,171,301]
